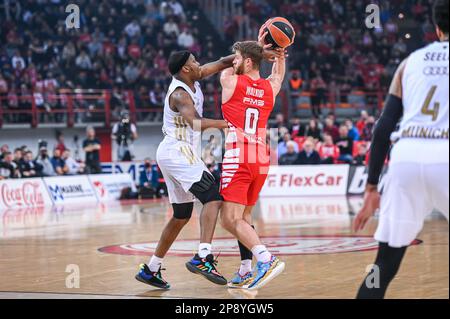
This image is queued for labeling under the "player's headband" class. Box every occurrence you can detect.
[168,51,191,75]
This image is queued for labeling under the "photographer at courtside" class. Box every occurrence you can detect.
[111,110,138,161]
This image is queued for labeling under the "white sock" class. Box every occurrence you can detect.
[148,255,163,272]
[198,243,212,258]
[239,259,252,276]
[251,245,272,263]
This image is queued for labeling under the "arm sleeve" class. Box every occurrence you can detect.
[367,94,404,185]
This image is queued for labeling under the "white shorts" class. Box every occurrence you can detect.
[374,140,449,248]
[156,136,208,204]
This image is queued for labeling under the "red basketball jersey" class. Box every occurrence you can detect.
[222,75,274,145]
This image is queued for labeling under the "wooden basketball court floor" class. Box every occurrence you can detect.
[0,196,448,299]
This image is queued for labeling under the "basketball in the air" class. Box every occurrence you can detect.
[261,17,295,49]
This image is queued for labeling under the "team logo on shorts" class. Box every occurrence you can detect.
[98,236,422,257]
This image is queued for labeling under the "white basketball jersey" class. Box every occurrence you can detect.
[396,41,449,140]
[162,77,204,145]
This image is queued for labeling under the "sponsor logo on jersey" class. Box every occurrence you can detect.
[243,97,264,107]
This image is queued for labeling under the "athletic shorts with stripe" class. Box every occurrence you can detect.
[220,141,270,206]
[157,136,210,204]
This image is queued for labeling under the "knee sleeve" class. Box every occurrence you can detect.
[189,171,222,205]
[172,202,194,220]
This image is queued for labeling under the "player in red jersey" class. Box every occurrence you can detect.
[219,37,286,290]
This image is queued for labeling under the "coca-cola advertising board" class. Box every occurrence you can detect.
[0,178,53,210]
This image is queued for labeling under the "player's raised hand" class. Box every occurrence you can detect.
[353,186,380,233]
[258,20,271,47]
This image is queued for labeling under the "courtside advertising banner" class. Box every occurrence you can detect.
[89,173,136,202]
[0,178,53,210]
[43,175,98,204]
[100,162,144,184]
[260,165,350,196]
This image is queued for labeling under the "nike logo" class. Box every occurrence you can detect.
[259,251,268,255]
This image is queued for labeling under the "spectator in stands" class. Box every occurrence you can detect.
[345,119,360,141]
[55,133,68,154]
[289,117,305,139]
[305,118,322,141]
[271,113,287,131]
[124,19,141,39]
[35,144,56,177]
[0,144,10,161]
[139,158,160,198]
[310,72,327,118]
[20,151,43,178]
[352,143,368,166]
[13,148,24,169]
[278,133,298,158]
[289,71,303,108]
[356,110,369,135]
[296,139,321,165]
[11,51,25,70]
[318,133,340,164]
[0,152,20,179]
[166,0,186,21]
[336,125,354,164]
[51,149,68,176]
[62,149,85,175]
[75,50,93,71]
[323,117,339,143]
[0,74,8,97]
[163,16,180,36]
[361,116,376,141]
[124,61,140,86]
[83,126,102,174]
[279,141,299,166]
[178,28,195,49]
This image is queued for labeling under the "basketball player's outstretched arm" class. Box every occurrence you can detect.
[353,59,407,232]
[170,88,228,130]
[199,55,236,80]
[200,30,283,80]
[200,48,282,80]
[267,52,286,97]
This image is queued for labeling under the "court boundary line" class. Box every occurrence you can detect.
[0,290,199,299]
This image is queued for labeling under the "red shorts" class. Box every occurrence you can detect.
[220,142,270,206]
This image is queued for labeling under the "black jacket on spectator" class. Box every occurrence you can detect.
[305,127,322,140]
[83,138,102,174]
[279,152,299,166]
[336,137,353,156]
[19,160,43,178]
[289,124,305,138]
[0,162,16,179]
[295,151,321,165]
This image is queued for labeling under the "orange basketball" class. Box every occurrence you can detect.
[261,17,296,49]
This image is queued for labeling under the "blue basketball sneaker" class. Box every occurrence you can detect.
[135,263,170,289]
[247,256,285,290]
[227,271,254,289]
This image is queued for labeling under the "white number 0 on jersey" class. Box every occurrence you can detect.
[244,108,260,134]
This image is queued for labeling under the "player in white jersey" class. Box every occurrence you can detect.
[135,48,282,289]
[354,0,449,299]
